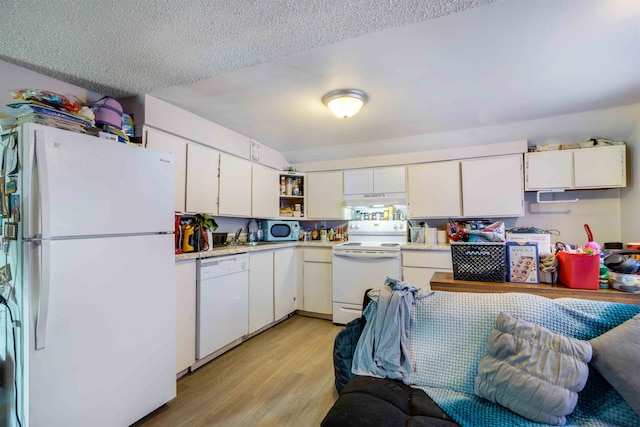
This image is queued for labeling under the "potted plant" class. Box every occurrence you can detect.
[194,213,218,251]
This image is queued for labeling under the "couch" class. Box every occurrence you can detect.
[322,288,640,427]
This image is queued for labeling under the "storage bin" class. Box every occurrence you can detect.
[91,97,123,129]
[556,252,599,290]
[607,271,640,293]
[451,242,506,282]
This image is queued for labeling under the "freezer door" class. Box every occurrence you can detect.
[25,123,174,237]
[27,234,176,427]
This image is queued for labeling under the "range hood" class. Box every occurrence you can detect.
[344,192,407,207]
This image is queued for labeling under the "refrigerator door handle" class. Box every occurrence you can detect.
[34,129,51,239]
[35,239,51,350]
[34,130,52,350]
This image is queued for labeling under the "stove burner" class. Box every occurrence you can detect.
[342,242,362,246]
[380,243,400,247]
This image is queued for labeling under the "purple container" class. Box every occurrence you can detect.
[92,98,123,129]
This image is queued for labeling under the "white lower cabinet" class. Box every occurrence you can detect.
[274,248,297,319]
[303,248,332,315]
[402,250,452,288]
[249,251,274,334]
[175,259,196,374]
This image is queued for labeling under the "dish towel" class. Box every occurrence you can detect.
[352,277,433,382]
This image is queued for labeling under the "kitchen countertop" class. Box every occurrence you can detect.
[175,240,340,261]
[401,243,451,251]
[175,240,451,261]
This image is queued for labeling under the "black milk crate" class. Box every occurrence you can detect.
[451,242,507,282]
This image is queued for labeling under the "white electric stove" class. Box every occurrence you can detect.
[332,221,407,324]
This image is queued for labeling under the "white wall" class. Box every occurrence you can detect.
[119,95,289,171]
[621,119,640,243]
[0,59,104,108]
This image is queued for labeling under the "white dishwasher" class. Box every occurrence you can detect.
[195,253,249,366]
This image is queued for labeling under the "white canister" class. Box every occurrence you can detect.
[437,230,448,244]
[320,229,328,242]
[207,230,214,251]
[425,228,438,244]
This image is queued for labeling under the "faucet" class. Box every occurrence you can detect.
[233,227,243,243]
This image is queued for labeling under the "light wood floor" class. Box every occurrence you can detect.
[133,315,343,427]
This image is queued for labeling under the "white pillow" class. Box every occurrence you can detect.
[475,312,592,426]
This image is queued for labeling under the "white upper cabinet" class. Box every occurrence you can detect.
[525,146,626,190]
[525,151,573,190]
[344,169,374,194]
[252,164,279,219]
[574,146,626,188]
[408,161,461,218]
[344,166,406,194]
[307,171,343,219]
[461,155,524,217]
[185,142,219,214]
[373,166,406,193]
[218,153,252,217]
[144,127,187,213]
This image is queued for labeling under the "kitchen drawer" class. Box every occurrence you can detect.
[304,248,332,263]
[402,250,452,269]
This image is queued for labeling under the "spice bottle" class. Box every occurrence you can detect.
[280,176,286,195]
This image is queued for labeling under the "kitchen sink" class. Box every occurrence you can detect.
[230,241,280,247]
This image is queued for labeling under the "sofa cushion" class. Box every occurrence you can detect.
[589,313,640,416]
[333,318,363,394]
[321,376,458,427]
[474,312,592,426]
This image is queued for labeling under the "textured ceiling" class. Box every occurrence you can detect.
[0,0,494,97]
[1,0,639,164]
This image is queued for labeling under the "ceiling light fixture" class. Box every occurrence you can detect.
[322,89,368,119]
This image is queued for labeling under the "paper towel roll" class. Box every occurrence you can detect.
[437,230,448,244]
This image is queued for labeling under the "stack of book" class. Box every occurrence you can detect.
[4,100,94,133]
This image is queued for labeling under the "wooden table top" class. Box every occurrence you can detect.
[430,272,640,305]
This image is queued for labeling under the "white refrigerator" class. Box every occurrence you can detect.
[14,123,176,426]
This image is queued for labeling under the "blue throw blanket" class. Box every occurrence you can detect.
[406,291,640,427]
[351,278,433,381]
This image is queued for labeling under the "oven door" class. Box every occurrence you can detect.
[331,249,401,324]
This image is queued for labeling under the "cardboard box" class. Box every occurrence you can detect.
[506,232,552,254]
[507,242,539,283]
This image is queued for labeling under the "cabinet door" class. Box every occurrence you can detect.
[344,169,373,194]
[185,143,219,214]
[307,171,343,219]
[175,259,196,374]
[525,151,573,190]
[249,251,274,334]
[403,267,450,288]
[274,248,297,319]
[303,249,332,314]
[461,155,524,217]
[252,164,279,218]
[144,128,187,212]
[219,154,252,216]
[574,145,626,188]
[408,161,461,218]
[374,166,406,193]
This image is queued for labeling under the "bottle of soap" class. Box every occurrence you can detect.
[248,219,258,242]
[599,252,609,289]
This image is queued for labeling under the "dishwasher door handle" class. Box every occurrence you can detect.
[333,251,400,259]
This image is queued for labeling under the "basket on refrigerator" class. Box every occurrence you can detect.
[451,242,507,282]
